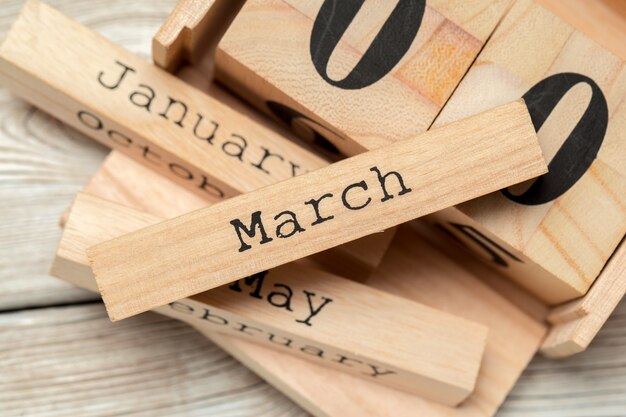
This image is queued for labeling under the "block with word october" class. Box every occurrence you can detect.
[0,0,393,279]
[88,101,546,320]
[53,193,488,405]
[427,0,626,304]
[214,0,514,156]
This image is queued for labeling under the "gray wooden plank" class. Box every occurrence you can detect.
[1,301,625,416]
[0,303,308,417]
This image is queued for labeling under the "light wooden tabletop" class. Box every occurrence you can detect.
[1,1,625,416]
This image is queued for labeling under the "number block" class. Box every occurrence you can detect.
[427,0,626,304]
[214,0,514,156]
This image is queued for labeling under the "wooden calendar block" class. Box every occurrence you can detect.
[54,193,489,405]
[87,101,546,320]
[213,0,514,156]
[0,0,393,280]
[541,239,626,357]
[427,0,626,304]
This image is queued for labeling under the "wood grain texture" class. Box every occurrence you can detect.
[1,1,626,416]
[0,303,309,417]
[55,193,489,404]
[3,299,626,417]
[0,0,394,281]
[214,0,514,156]
[88,101,546,320]
[0,0,177,310]
[538,0,626,60]
[541,238,626,358]
[428,0,626,305]
[69,128,549,416]
[0,0,331,201]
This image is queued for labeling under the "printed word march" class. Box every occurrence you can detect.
[230,166,412,252]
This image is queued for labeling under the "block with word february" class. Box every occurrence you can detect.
[427,0,626,304]
[53,193,488,405]
[214,0,514,156]
[88,101,546,320]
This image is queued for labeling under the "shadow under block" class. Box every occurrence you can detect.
[87,101,547,320]
[0,0,393,280]
[53,193,488,405]
[541,238,626,358]
[214,0,514,156]
[426,0,626,305]
[60,136,546,416]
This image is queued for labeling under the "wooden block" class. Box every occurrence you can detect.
[152,0,245,74]
[0,0,329,202]
[0,0,393,280]
[538,0,626,60]
[541,239,626,358]
[53,193,489,405]
[425,0,626,304]
[214,0,514,156]
[59,145,546,416]
[87,101,547,320]
[76,151,394,281]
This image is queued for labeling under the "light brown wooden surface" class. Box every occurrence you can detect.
[2,1,626,416]
[89,101,546,320]
[55,193,489,404]
[428,0,626,305]
[214,0,514,156]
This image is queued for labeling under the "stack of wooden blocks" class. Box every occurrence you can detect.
[0,0,624,415]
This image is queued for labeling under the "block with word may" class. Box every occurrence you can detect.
[53,193,488,406]
[0,0,393,279]
[87,101,546,320]
[427,0,626,304]
[214,0,514,156]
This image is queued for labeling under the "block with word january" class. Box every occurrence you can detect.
[53,193,488,405]
[214,0,514,156]
[0,0,393,278]
[87,101,546,320]
[0,0,325,200]
[427,0,626,304]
